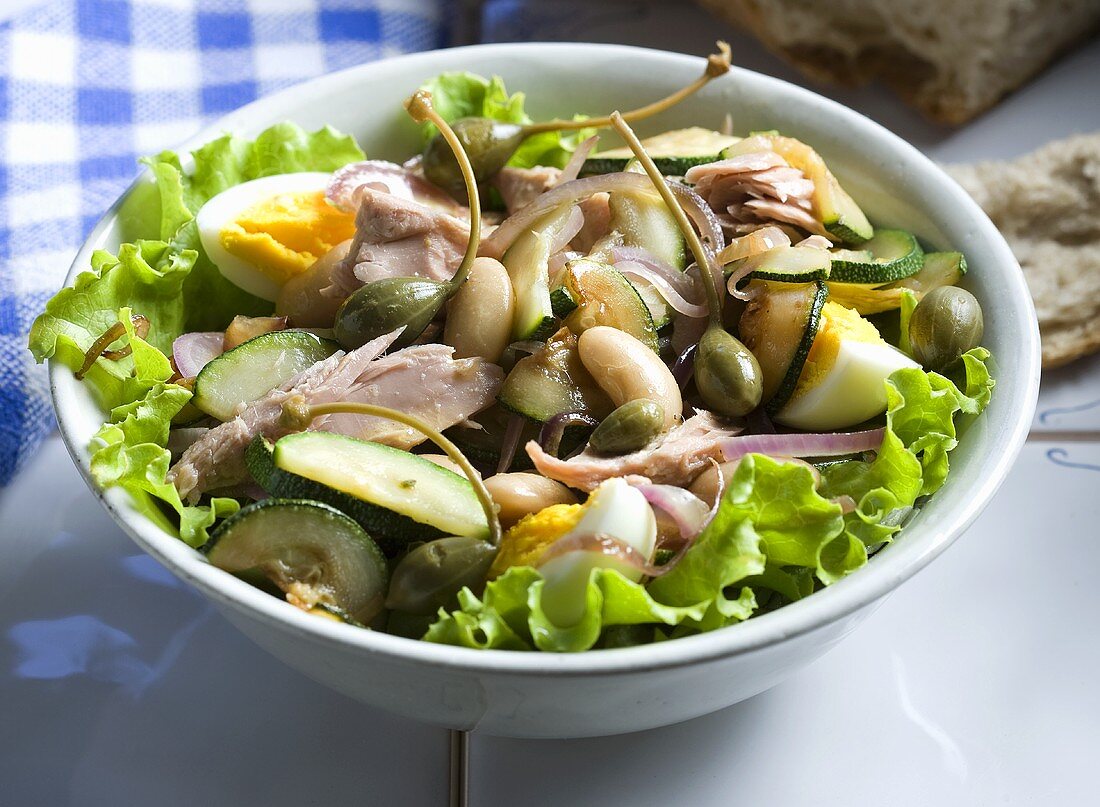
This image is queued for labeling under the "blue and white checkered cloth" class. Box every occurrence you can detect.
[0,0,447,484]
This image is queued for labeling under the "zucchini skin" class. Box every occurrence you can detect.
[767,280,829,414]
[245,437,445,556]
[828,230,924,283]
[581,155,721,177]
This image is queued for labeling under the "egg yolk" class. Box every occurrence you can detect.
[219,190,356,285]
[489,503,584,579]
[791,302,883,398]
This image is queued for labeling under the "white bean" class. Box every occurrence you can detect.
[576,326,682,428]
[484,473,577,528]
[444,257,515,362]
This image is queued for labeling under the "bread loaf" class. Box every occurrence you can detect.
[946,134,1100,368]
[695,0,1100,124]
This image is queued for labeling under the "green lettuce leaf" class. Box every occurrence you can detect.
[142,122,365,331]
[417,71,596,170]
[89,376,238,548]
[28,244,193,409]
[423,566,709,652]
[649,455,845,621]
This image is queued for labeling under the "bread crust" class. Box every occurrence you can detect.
[946,134,1100,368]
[696,0,1100,124]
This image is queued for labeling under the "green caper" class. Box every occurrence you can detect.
[422,118,525,199]
[589,399,666,455]
[693,326,763,417]
[334,276,451,350]
[385,536,498,615]
[909,286,984,370]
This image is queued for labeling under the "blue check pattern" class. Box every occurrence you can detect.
[0,0,447,484]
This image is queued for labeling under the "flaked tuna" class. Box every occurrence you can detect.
[169,331,502,502]
[526,412,742,491]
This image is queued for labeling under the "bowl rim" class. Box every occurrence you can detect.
[49,41,1040,677]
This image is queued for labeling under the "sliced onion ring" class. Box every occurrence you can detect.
[536,532,671,578]
[616,261,708,318]
[717,225,791,264]
[632,483,710,542]
[172,331,224,378]
[719,428,885,464]
[610,246,697,296]
[479,173,655,259]
[558,135,600,185]
[547,205,585,255]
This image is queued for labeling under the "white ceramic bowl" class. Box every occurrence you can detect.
[50,43,1040,739]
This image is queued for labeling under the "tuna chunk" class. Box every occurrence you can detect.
[169,331,502,502]
[526,412,742,491]
[326,160,465,215]
[324,188,470,300]
[686,151,824,236]
[493,166,563,213]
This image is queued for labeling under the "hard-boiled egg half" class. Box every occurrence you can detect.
[536,478,657,627]
[776,301,919,431]
[196,172,357,301]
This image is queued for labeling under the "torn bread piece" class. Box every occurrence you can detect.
[945,133,1100,367]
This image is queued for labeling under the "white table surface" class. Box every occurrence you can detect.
[3,2,1099,804]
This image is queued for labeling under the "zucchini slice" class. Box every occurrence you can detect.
[193,331,339,421]
[829,229,923,283]
[504,206,578,341]
[721,135,873,244]
[607,161,687,270]
[629,277,674,330]
[246,436,447,554]
[739,280,829,412]
[732,245,832,283]
[582,127,739,176]
[269,432,490,547]
[827,251,966,315]
[206,499,389,625]
[549,285,578,318]
[498,327,613,423]
[562,259,659,351]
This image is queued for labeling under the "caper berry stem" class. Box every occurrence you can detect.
[76,313,150,379]
[280,396,502,547]
[404,90,481,290]
[609,112,723,327]
[522,41,732,135]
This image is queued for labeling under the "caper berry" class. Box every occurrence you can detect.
[693,326,763,417]
[385,535,498,615]
[589,399,666,455]
[422,118,525,199]
[909,286,984,370]
[334,277,451,350]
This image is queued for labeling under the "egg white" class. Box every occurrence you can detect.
[776,340,919,431]
[195,172,337,301]
[538,478,657,627]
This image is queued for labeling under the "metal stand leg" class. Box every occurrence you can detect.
[449,729,469,807]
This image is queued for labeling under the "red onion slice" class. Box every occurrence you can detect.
[547,205,585,254]
[558,135,600,185]
[171,332,224,378]
[718,225,791,264]
[616,261,708,318]
[497,412,526,474]
[795,234,833,250]
[719,428,885,464]
[610,246,697,296]
[536,532,671,578]
[479,173,655,259]
[632,483,710,542]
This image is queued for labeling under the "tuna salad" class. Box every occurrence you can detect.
[29,44,994,652]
